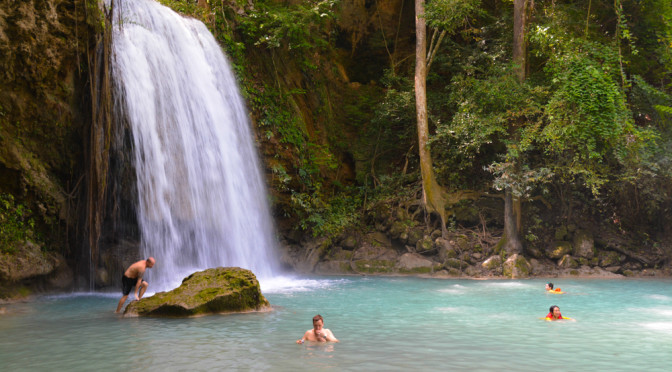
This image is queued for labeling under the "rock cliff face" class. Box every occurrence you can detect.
[0,0,93,295]
[124,267,270,317]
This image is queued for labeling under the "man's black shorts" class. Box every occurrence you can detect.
[122,275,138,295]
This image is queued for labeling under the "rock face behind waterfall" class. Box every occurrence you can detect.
[124,267,269,317]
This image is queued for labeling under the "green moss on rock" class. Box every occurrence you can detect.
[124,267,270,317]
[399,266,432,274]
[354,259,395,273]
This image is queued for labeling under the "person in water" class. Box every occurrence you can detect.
[296,314,339,343]
[545,305,564,321]
[115,257,155,313]
[545,282,562,293]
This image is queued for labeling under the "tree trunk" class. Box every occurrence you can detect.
[503,189,523,254]
[415,0,447,235]
[501,0,528,254]
[513,0,527,82]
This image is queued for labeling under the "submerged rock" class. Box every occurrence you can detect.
[124,267,270,317]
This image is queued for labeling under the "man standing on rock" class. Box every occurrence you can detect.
[115,257,155,313]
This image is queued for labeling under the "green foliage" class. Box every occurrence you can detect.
[544,54,631,161]
[157,0,205,16]
[425,0,484,32]
[487,162,552,198]
[0,194,37,254]
[237,0,338,52]
[431,65,547,188]
[541,42,636,193]
[249,85,306,147]
[291,186,363,238]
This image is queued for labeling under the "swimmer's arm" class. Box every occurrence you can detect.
[325,329,339,343]
[296,330,309,344]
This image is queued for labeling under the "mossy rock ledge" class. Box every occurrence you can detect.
[124,267,270,317]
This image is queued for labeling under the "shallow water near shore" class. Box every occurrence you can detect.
[1,277,671,371]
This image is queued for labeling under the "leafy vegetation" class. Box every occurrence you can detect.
[0,194,37,254]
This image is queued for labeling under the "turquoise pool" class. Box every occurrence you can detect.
[1,277,670,371]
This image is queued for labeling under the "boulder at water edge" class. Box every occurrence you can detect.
[124,267,270,317]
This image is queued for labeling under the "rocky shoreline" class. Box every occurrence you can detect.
[278,211,672,281]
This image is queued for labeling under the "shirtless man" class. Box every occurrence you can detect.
[296,314,339,343]
[115,257,155,313]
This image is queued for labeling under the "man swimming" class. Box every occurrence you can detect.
[296,314,339,343]
[115,257,155,313]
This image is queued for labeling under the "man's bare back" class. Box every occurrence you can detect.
[125,259,150,279]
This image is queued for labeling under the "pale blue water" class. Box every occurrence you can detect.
[1,277,671,371]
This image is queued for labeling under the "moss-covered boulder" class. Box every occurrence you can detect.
[558,254,579,269]
[502,254,531,278]
[444,258,466,270]
[397,252,435,271]
[123,267,270,317]
[599,251,622,267]
[482,255,503,270]
[547,241,573,259]
[407,228,425,246]
[416,235,434,253]
[389,221,408,241]
[573,230,595,259]
[436,238,458,261]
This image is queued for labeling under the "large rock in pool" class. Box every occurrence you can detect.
[124,267,270,317]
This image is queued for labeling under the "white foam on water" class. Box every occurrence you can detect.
[438,285,467,294]
[640,322,672,333]
[481,282,532,288]
[260,276,349,294]
[435,307,463,313]
[645,294,672,302]
[634,307,672,317]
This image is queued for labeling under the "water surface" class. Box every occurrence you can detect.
[1,277,670,371]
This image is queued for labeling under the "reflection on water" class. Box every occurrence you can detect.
[0,277,671,371]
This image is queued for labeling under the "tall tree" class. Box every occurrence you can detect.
[414,0,480,234]
[415,0,448,234]
[500,0,529,255]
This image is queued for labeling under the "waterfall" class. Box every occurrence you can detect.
[110,0,279,291]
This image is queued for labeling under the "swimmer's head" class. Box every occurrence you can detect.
[546,282,554,290]
[549,305,560,314]
[312,314,324,330]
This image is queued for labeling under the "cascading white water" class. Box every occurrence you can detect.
[110,0,279,291]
